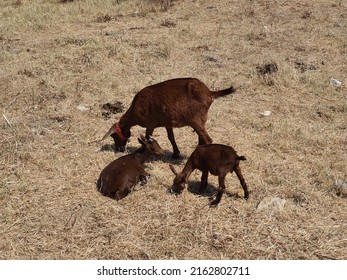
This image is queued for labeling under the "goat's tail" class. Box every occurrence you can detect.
[237,156,246,161]
[211,86,236,99]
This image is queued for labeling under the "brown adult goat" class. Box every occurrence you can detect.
[169,144,249,207]
[101,78,236,158]
[97,135,164,200]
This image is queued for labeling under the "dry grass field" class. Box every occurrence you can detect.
[1,0,346,259]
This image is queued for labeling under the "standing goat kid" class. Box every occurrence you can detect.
[97,135,164,200]
[101,78,236,158]
[169,144,249,207]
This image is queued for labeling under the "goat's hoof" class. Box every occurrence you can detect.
[168,187,181,195]
[209,202,218,208]
[168,188,177,195]
[209,200,220,208]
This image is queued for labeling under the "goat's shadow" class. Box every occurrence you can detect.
[187,181,243,201]
[99,143,185,164]
[187,181,216,197]
[99,143,116,153]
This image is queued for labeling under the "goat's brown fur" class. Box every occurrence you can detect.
[102,78,236,157]
[97,135,163,200]
[169,144,249,206]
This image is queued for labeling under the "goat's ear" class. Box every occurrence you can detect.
[138,137,144,145]
[139,134,147,143]
[169,164,178,176]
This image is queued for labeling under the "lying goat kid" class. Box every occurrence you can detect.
[97,135,163,200]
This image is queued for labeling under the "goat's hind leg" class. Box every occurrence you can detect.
[166,127,181,158]
[137,165,150,186]
[234,165,249,199]
[139,170,150,186]
[210,174,226,207]
[115,188,130,200]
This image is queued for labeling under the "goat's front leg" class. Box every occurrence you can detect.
[210,174,226,207]
[234,165,249,199]
[166,127,180,158]
[145,127,155,139]
[199,171,209,194]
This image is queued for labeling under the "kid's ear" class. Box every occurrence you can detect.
[140,134,147,143]
[169,164,178,175]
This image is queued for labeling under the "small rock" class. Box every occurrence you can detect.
[256,196,286,213]
[330,78,342,86]
[77,105,90,112]
[336,179,347,196]
[260,110,272,117]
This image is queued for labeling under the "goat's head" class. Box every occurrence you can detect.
[169,164,186,193]
[101,122,128,152]
[138,134,164,156]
